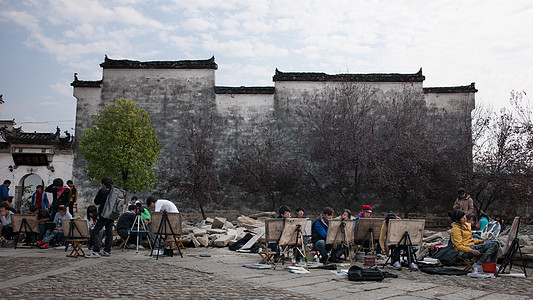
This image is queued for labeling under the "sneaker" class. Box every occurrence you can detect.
[392,261,402,270]
[137,245,144,250]
[410,262,419,271]
[85,251,101,258]
[100,251,111,257]
[37,241,44,246]
[40,243,50,249]
[472,263,484,273]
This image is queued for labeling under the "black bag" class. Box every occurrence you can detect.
[348,266,385,281]
[420,266,468,276]
[432,240,459,266]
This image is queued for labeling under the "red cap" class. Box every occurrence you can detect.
[362,205,372,212]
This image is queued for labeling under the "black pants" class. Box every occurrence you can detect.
[91,217,114,253]
[68,202,75,215]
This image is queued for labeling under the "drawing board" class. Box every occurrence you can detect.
[265,218,284,243]
[278,218,308,246]
[385,219,425,245]
[326,219,356,244]
[11,214,39,233]
[502,217,520,256]
[63,219,91,239]
[354,218,384,240]
[151,212,182,235]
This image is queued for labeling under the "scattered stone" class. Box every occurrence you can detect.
[214,234,236,247]
[212,217,227,229]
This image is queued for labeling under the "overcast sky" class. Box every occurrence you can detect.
[1,0,531,133]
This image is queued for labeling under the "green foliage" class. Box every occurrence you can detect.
[80,98,162,193]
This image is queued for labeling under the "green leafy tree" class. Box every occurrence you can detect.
[80,98,162,192]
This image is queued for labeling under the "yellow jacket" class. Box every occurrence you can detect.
[450,222,483,253]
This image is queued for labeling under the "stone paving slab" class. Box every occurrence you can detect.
[1,246,532,299]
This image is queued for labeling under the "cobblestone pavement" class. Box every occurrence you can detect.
[0,246,532,299]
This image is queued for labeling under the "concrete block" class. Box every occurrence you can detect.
[205,217,214,223]
[214,234,236,247]
[212,217,226,229]
[197,235,209,247]
[192,228,207,236]
[207,228,227,234]
[223,221,235,229]
[190,234,201,247]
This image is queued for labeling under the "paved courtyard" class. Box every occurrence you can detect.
[0,246,531,299]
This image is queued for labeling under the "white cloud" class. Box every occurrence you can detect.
[50,81,73,97]
[0,10,40,31]
[183,17,217,31]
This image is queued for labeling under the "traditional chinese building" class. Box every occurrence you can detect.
[71,56,477,210]
[0,123,74,209]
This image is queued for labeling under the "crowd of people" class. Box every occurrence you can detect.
[1,180,504,271]
[267,187,503,273]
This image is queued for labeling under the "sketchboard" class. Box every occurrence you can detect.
[11,214,39,233]
[303,219,312,236]
[265,219,284,243]
[62,219,91,239]
[502,217,520,256]
[385,219,425,245]
[354,218,384,240]
[326,219,356,244]
[278,218,308,246]
[151,212,182,235]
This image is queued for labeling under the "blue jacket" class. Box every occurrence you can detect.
[0,185,9,201]
[32,192,49,210]
[311,215,329,244]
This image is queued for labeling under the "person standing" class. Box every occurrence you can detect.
[0,180,11,202]
[31,185,49,210]
[45,178,71,221]
[67,180,78,216]
[453,188,474,216]
[85,177,114,258]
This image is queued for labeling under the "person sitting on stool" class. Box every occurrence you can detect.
[449,209,500,273]
[311,207,345,263]
[116,204,139,248]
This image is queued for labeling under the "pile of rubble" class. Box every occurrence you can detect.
[180,212,275,248]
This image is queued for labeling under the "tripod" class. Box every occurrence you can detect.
[497,217,527,277]
[384,231,417,271]
[280,224,308,269]
[328,220,352,264]
[122,212,152,253]
[151,211,183,260]
[14,218,37,249]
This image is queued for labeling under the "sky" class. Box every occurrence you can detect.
[1,0,532,133]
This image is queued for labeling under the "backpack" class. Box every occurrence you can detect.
[432,240,459,266]
[100,186,125,220]
[348,266,384,281]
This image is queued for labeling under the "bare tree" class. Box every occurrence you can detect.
[367,87,457,217]
[291,83,380,209]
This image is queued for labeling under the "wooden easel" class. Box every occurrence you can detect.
[151,211,183,260]
[497,217,527,277]
[63,219,90,258]
[326,219,355,264]
[279,223,308,268]
[12,214,39,249]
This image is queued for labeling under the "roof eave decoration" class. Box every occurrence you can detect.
[215,86,275,95]
[273,68,425,82]
[423,82,478,94]
[100,55,218,70]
